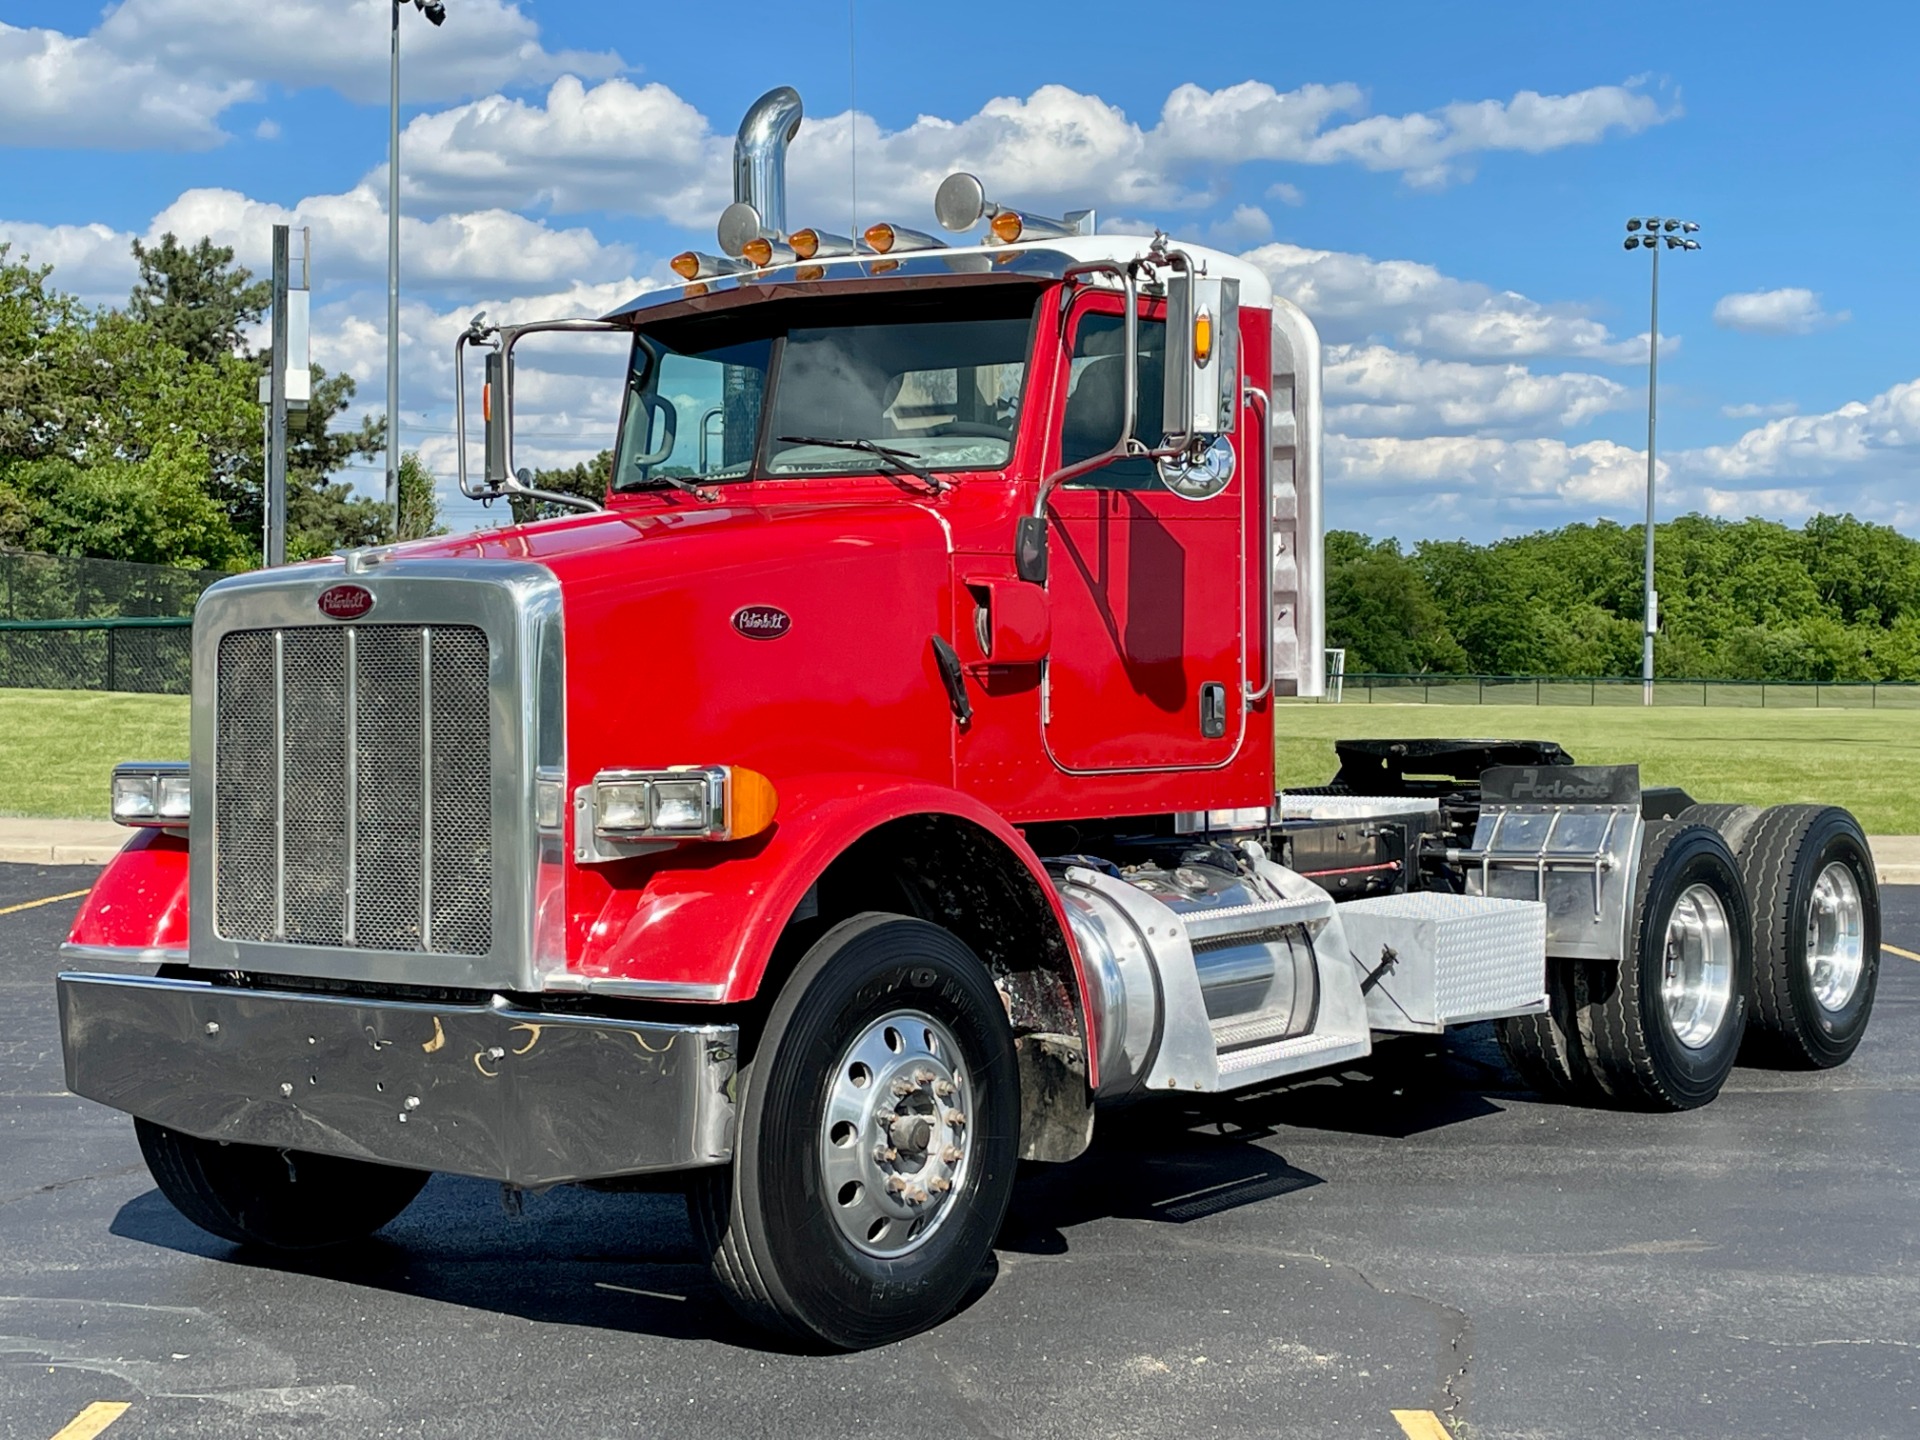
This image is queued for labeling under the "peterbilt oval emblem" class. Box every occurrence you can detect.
[732,605,792,640]
[318,584,376,620]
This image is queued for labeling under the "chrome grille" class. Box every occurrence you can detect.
[214,625,492,955]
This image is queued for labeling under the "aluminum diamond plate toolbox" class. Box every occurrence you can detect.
[1336,891,1547,1034]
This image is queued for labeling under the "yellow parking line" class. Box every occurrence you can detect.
[0,888,91,918]
[1392,1411,1452,1440]
[50,1403,130,1440]
[1884,943,1920,963]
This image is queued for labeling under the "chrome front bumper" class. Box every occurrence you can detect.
[58,973,737,1188]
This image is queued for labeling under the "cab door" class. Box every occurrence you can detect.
[1042,293,1246,773]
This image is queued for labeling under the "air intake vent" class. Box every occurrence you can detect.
[214,625,492,955]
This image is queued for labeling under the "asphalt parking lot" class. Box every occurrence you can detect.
[4,864,1917,1440]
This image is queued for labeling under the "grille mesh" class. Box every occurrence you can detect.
[214,624,492,955]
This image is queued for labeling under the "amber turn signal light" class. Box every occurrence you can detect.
[669,251,701,280]
[990,210,1024,244]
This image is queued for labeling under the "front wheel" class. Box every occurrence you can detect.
[135,1120,428,1249]
[692,914,1019,1349]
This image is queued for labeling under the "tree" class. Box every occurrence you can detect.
[512,449,610,524]
[0,243,84,462]
[396,451,444,541]
[1325,532,1467,674]
[129,233,271,366]
[283,366,386,560]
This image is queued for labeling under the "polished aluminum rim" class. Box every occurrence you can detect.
[1661,882,1735,1049]
[1806,860,1866,1013]
[819,1010,975,1259]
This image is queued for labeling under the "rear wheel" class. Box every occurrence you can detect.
[1735,805,1880,1068]
[691,914,1019,1348]
[1496,960,1603,1102]
[1676,802,1763,853]
[1580,823,1752,1110]
[135,1120,428,1249]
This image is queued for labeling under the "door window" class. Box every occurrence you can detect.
[1060,312,1166,491]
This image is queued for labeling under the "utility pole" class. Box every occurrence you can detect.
[1623,216,1701,705]
[389,0,447,542]
[267,224,290,567]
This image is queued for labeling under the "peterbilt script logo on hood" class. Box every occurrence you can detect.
[732,605,792,640]
[317,584,376,620]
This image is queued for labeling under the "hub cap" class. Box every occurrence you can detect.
[1806,861,1866,1013]
[1661,882,1735,1049]
[819,1011,975,1259]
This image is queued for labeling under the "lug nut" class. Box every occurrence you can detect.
[940,1145,962,1165]
[891,1078,917,1097]
[933,1079,955,1099]
[913,1068,936,1085]
[904,1186,928,1205]
[928,1176,952,1194]
[886,1176,908,1195]
[874,1145,898,1164]
[944,1109,967,1128]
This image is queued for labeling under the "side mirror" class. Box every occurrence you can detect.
[1164,272,1240,445]
[1015,515,1049,585]
[483,349,509,487]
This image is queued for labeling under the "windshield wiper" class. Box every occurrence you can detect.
[628,472,721,503]
[775,436,946,494]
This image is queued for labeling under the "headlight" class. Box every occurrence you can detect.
[586,765,777,851]
[111,762,190,827]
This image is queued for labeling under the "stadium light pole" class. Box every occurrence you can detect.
[1624,216,1701,705]
[389,0,447,540]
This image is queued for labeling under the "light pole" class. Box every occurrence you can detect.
[1623,216,1700,705]
[389,0,446,540]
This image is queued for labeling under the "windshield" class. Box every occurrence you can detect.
[612,289,1037,489]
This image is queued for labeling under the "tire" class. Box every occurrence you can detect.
[1579,822,1752,1110]
[691,914,1020,1349]
[1496,960,1604,1102]
[1734,805,1880,1069]
[135,1119,428,1249]
[1676,802,1764,854]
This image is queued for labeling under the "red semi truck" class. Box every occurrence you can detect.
[58,88,1882,1349]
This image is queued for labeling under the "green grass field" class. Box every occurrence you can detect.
[1,689,1915,835]
[0,690,189,821]
[1277,702,1920,835]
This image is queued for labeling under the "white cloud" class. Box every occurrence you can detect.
[1721,400,1796,420]
[396,77,727,219]
[0,20,247,149]
[150,186,634,292]
[1325,344,1629,436]
[0,220,140,301]
[1711,287,1848,336]
[393,76,1677,232]
[1206,205,1273,249]
[1241,240,1660,362]
[1686,377,1920,485]
[1330,433,1653,508]
[1265,182,1306,207]
[0,2,619,151]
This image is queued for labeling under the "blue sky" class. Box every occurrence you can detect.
[4,0,1916,540]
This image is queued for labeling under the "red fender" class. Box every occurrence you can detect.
[571,773,1099,1086]
[66,829,189,957]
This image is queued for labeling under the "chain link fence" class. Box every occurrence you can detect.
[0,550,226,695]
[1327,673,1920,709]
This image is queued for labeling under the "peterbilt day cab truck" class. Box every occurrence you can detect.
[58,88,1883,1349]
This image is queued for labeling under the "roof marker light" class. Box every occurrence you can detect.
[743,237,797,267]
[862,223,944,255]
[790,228,857,260]
[670,251,750,282]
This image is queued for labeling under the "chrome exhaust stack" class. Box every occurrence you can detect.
[717,86,804,257]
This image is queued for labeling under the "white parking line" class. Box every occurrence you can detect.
[1885,944,1920,963]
